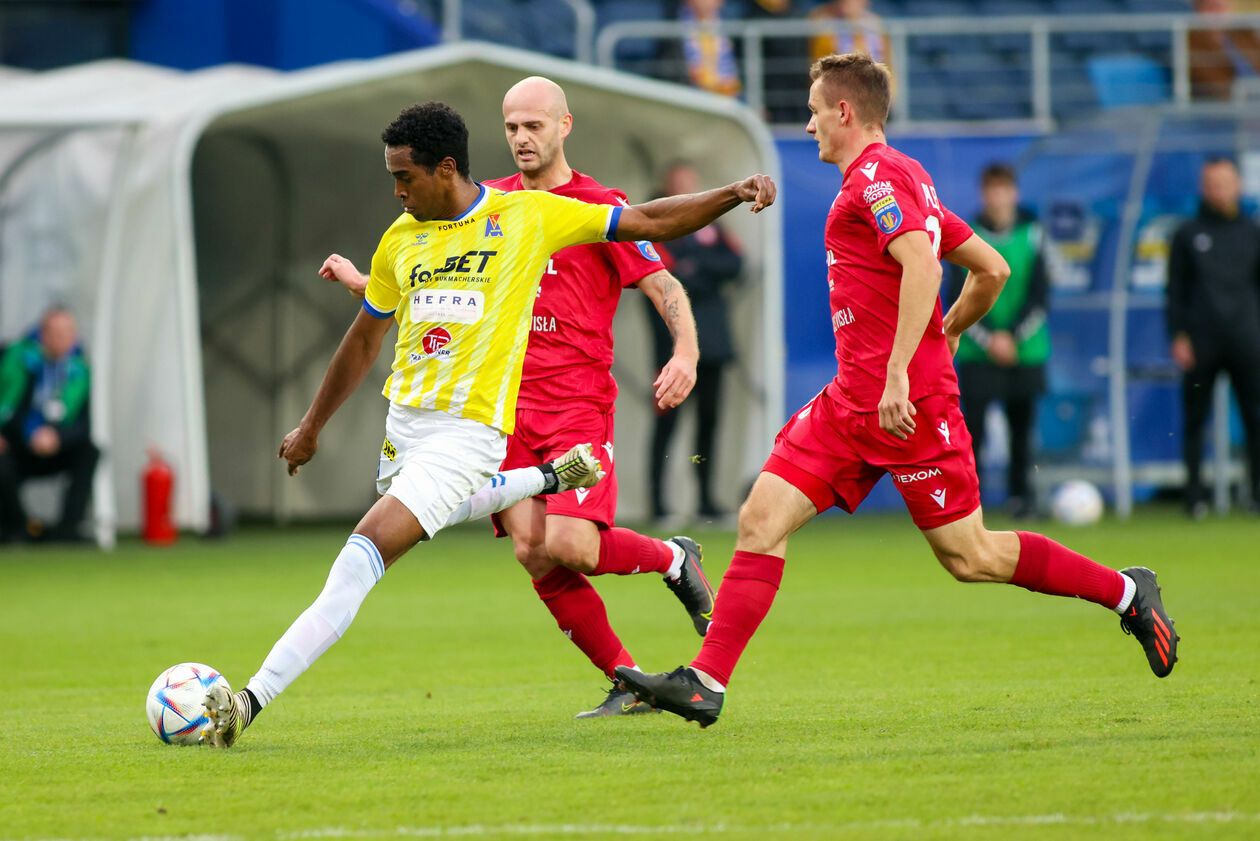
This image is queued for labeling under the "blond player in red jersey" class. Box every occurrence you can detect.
[616,53,1179,727]
[321,78,717,718]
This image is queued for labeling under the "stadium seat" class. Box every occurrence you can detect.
[977,0,1049,15]
[1051,0,1124,12]
[462,0,533,50]
[902,0,976,18]
[1088,53,1171,106]
[1123,0,1189,10]
[528,0,579,58]
[598,0,668,63]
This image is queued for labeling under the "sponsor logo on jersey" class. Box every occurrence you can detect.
[635,240,661,261]
[531,315,558,332]
[859,161,880,181]
[861,180,895,204]
[413,233,429,245]
[484,214,504,237]
[832,307,856,331]
[575,487,590,504]
[437,217,477,232]
[872,194,903,235]
[409,327,453,362]
[930,488,948,508]
[381,437,397,461]
[937,420,951,445]
[894,467,942,483]
[410,289,484,324]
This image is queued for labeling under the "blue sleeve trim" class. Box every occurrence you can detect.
[362,298,395,319]
[606,205,623,242]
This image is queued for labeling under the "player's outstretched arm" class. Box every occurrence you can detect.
[881,231,944,440]
[279,308,393,475]
[941,234,1011,353]
[639,269,699,410]
[319,254,368,299]
[617,175,776,243]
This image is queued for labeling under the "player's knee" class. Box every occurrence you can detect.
[512,537,552,578]
[734,499,779,554]
[935,542,1003,583]
[545,531,597,574]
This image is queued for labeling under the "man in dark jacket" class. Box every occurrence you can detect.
[649,162,743,522]
[1167,156,1260,516]
[0,308,98,542]
[947,163,1050,518]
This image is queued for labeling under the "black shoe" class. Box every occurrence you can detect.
[573,685,661,719]
[664,536,715,636]
[614,665,724,728]
[1119,567,1179,678]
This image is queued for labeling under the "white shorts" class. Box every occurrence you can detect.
[376,403,507,540]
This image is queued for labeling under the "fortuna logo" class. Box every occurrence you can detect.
[859,161,879,180]
[861,180,894,204]
[484,214,503,237]
[930,488,947,508]
[575,487,590,504]
[895,467,942,483]
[937,420,951,445]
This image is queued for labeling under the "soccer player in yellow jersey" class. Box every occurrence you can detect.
[201,101,775,746]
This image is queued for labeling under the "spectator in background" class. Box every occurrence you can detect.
[1167,157,1260,517]
[680,0,742,97]
[946,163,1050,519]
[807,0,895,89]
[649,162,743,524]
[1189,0,1260,99]
[746,0,810,123]
[0,307,98,543]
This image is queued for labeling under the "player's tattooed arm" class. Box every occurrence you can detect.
[639,270,699,410]
[941,234,1010,353]
[320,253,368,299]
[617,175,776,242]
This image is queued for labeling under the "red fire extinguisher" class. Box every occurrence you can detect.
[143,448,177,545]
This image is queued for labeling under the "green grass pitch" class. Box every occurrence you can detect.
[2,510,1258,841]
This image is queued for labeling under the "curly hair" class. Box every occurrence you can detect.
[381,101,471,177]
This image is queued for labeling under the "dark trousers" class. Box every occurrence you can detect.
[1181,334,1260,502]
[650,361,725,517]
[0,436,100,539]
[958,363,1044,501]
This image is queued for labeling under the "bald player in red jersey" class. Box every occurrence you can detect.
[321,77,718,719]
[616,53,1180,728]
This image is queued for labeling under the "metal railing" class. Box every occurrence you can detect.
[593,12,1260,126]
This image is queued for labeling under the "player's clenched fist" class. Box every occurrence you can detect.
[279,426,319,476]
[734,174,776,213]
[877,369,917,440]
[320,253,368,298]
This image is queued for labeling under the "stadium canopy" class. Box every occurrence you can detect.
[0,44,783,544]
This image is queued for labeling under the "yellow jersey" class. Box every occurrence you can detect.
[363,184,620,434]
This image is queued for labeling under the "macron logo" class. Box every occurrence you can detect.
[575,487,590,505]
[937,420,951,445]
[859,161,879,181]
[930,489,947,508]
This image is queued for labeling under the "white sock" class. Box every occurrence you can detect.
[442,467,548,528]
[664,540,685,580]
[245,534,384,707]
[690,667,726,693]
[1113,573,1137,614]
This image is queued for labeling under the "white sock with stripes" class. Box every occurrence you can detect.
[442,467,547,528]
[245,534,384,707]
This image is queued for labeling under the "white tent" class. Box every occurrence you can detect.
[0,43,783,545]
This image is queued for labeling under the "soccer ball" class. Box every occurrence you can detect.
[146,663,230,745]
[1051,480,1104,526]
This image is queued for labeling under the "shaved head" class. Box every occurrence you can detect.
[502,76,574,186]
[502,76,569,121]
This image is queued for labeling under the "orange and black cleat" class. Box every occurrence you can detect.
[1119,566,1179,678]
[615,665,724,728]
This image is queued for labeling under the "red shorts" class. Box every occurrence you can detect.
[764,390,980,530]
[491,406,617,537]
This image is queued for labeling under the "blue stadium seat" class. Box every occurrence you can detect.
[1051,61,1098,117]
[598,0,668,63]
[1088,53,1171,105]
[1123,0,1189,10]
[869,0,905,16]
[1054,30,1134,56]
[902,0,976,17]
[528,0,578,58]
[1051,0,1124,12]
[1131,28,1173,53]
[462,0,533,50]
[977,0,1050,15]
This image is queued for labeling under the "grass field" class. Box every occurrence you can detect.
[2,510,1258,841]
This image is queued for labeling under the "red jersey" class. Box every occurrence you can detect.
[482,171,663,412]
[824,143,973,412]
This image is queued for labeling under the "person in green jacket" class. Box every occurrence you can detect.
[946,163,1050,518]
[0,308,98,543]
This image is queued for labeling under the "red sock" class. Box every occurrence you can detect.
[532,566,635,679]
[1010,531,1125,609]
[593,527,673,576]
[690,550,785,686]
